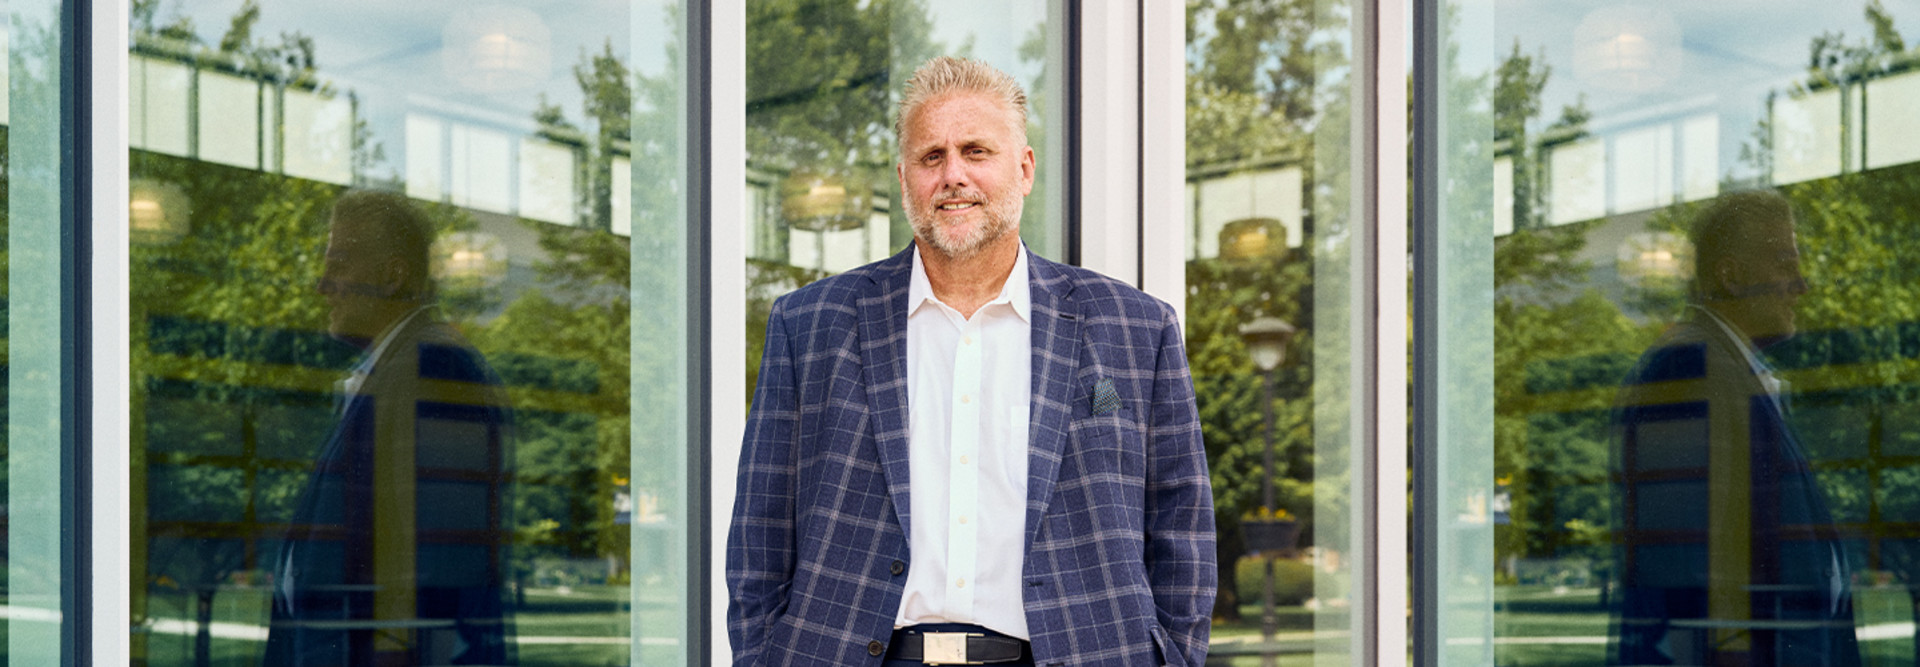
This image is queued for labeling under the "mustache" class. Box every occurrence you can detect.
[925,186,987,206]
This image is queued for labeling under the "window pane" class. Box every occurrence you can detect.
[126,3,690,664]
[743,1,1065,359]
[1448,0,1920,664]
[1186,0,1353,662]
[9,0,70,662]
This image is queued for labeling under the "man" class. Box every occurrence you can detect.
[265,190,516,666]
[726,57,1214,667]
[1609,190,1858,666]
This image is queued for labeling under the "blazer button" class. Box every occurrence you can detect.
[891,560,906,576]
[868,640,885,656]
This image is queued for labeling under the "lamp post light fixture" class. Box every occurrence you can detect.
[1239,315,1296,667]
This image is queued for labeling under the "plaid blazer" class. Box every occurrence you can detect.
[727,245,1215,666]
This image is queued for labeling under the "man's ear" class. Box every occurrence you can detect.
[1703,260,1739,301]
[380,256,413,299]
[1019,145,1036,196]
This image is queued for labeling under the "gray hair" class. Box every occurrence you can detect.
[894,56,1029,153]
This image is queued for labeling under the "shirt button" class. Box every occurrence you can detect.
[891,560,906,575]
[956,578,966,588]
[958,515,969,525]
[959,455,970,465]
[960,395,971,404]
[964,335,974,345]
[868,640,885,656]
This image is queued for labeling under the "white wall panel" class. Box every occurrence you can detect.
[136,57,190,156]
[1772,88,1843,185]
[405,114,445,202]
[518,137,577,224]
[1612,124,1673,213]
[448,123,512,213]
[1867,71,1920,170]
[197,71,259,169]
[282,88,353,184]
[1549,137,1605,224]
[1681,114,1719,201]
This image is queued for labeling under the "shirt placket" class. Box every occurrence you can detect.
[944,314,984,621]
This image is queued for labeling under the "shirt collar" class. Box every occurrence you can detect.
[356,304,435,374]
[908,242,1032,322]
[1690,303,1774,376]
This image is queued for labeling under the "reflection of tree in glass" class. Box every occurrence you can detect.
[1492,6,1920,661]
[474,42,652,587]
[740,0,947,400]
[1486,25,1648,606]
[122,5,506,663]
[1184,0,1348,622]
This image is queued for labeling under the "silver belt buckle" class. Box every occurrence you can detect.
[922,632,979,665]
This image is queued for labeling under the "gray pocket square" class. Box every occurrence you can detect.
[1091,377,1121,416]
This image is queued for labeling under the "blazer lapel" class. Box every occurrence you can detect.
[1024,252,1079,551]
[860,246,917,539]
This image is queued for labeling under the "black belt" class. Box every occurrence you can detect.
[889,625,1029,664]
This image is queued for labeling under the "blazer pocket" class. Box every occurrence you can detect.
[1067,413,1146,477]
[1148,622,1185,667]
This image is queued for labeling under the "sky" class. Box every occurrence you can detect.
[169,0,645,130]
[1490,0,1920,129]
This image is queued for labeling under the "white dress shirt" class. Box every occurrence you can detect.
[894,245,1033,639]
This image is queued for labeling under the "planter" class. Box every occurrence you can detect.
[1242,519,1301,556]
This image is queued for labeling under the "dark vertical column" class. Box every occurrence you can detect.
[1410,0,1441,663]
[60,0,94,663]
[685,0,715,662]
[1063,0,1082,267]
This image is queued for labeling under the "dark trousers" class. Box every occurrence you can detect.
[883,623,1034,667]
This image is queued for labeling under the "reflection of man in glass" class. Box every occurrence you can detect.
[1610,190,1857,666]
[265,190,515,666]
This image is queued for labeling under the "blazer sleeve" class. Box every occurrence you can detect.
[1143,303,1217,665]
[726,298,800,666]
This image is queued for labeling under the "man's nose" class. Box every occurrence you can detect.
[1787,275,1809,296]
[938,156,968,188]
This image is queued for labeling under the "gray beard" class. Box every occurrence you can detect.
[906,194,1022,261]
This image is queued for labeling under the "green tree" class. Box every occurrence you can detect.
[1184,0,1347,621]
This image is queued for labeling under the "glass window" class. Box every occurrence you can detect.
[8,0,74,662]
[1441,0,1920,664]
[1186,0,1354,662]
[741,3,1065,400]
[126,2,691,665]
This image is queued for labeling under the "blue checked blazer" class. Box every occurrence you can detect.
[727,245,1215,666]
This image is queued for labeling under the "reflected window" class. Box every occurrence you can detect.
[126,2,670,664]
[1458,1,1920,664]
[1185,0,1355,661]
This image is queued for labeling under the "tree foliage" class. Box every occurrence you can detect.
[1183,0,1347,620]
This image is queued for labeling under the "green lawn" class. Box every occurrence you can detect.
[1202,584,1920,666]
[132,584,672,666]
[106,581,1920,665]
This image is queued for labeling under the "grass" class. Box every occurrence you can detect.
[102,578,1920,665]
[129,584,676,666]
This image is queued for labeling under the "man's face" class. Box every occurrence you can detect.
[317,220,401,345]
[897,92,1035,261]
[1711,221,1807,343]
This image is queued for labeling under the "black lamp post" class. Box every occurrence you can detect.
[1240,315,1296,665]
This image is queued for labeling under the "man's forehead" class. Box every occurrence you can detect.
[903,93,1018,141]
